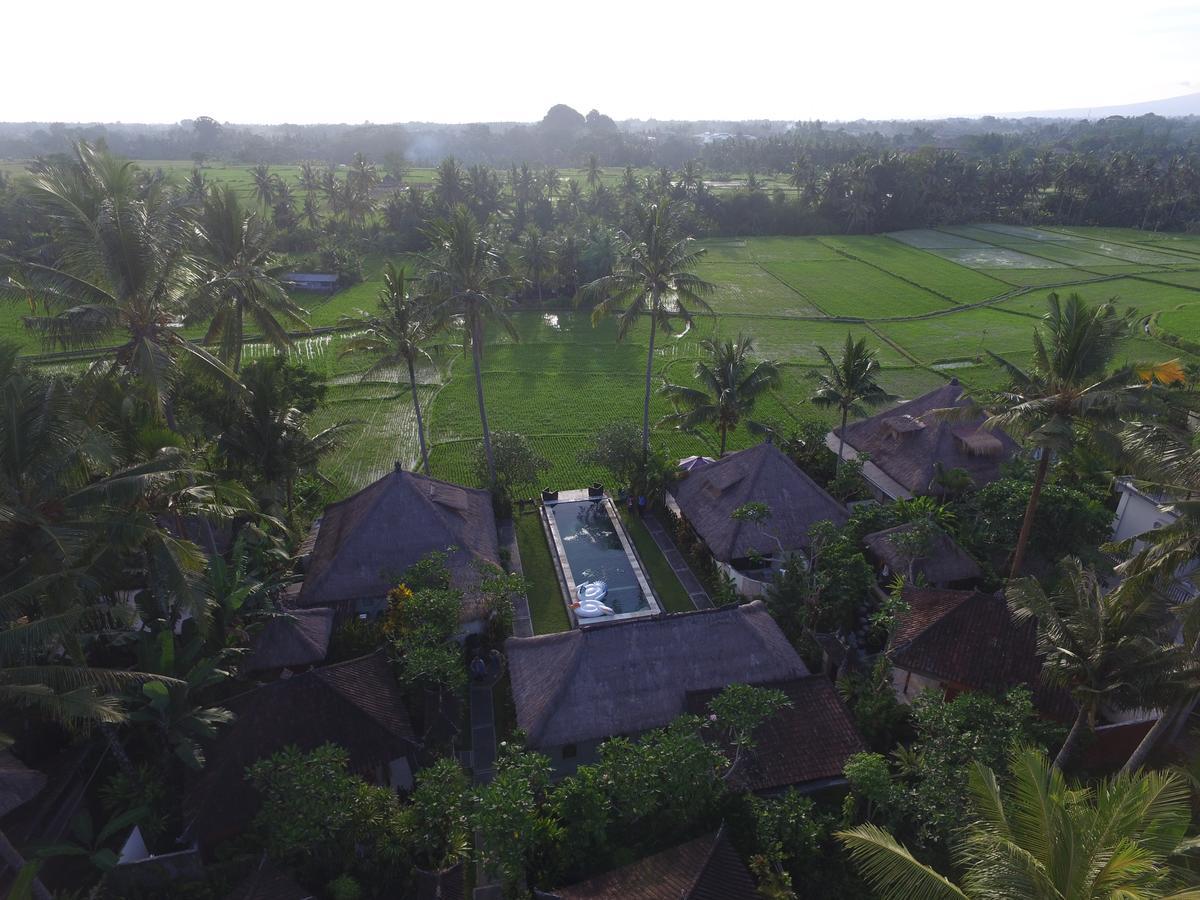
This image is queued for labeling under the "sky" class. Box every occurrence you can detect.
[5,0,1199,124]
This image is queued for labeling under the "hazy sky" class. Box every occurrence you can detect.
[6,0,1198,123]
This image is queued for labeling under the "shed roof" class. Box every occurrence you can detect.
[242,607,334,675]
[863,523,982,585]
[506,601,807,749]
[835,380,1019,496]
[671,442,847,562]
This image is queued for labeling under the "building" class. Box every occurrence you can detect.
[280,272,339,294]
[185,652,417,850]
[863,523,983,589]
[506,601,807,772]
[293,467,501,623]
[241,607,334,678]
[827,379,1019,500]
[667,441,848,596]
[538,828,758,900]
[1111,476,1199,605]
[685,676,864,795]
[888,587,1073,720]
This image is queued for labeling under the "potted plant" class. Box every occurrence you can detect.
[588,482,604,498]
[541,488,558,502]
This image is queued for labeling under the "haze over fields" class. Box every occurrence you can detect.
[6,0,1198,124]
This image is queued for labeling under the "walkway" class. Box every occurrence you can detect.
[499,518,533,638]
[643,513,712,609]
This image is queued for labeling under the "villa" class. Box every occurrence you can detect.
[506,601,807,773]
[184,652,417,851]
[1111,475,1199,606]
[666,441,848,596]
[862,523,983,589]
[292,465,501,625]
[826,379,1019,501]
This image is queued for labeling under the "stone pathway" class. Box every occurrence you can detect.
[499,518,533,638]
[643,513,712,609]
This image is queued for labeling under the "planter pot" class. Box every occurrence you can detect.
[541,488,558,502]
[588,482,604,498]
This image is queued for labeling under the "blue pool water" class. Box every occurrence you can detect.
[548,499,649,615]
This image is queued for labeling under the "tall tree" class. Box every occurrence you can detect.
[810,333,895,471]
[1,142,237,424]
[192,186,308,371]
[659,333,781,457]
[985,292,1142,577]
[338,263,436,473]
[518,227,555,302]
[579,201,715,460]
[839,746,1199,899]
[585,153,602,190]
[422,206,516,486]
[1007,557,1184,770]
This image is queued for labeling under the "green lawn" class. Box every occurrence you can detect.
[514,509,570,634]
[619,509,695,614]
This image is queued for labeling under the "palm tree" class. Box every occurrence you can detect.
[421,206,517,486]
[578,201,715,461]
[518,227,555,302]
[659,334,781,457]
[192,186,308,371]
[585,153,602,189]
[810,334,896,472]
[838,746,1198,899]
[338,263,436,473]
[251,164,275,209]
[0,142,236,425]
[1007,557,1185,770]
[985,292,1143,577]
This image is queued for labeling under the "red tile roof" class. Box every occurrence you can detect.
[686,676,864,793]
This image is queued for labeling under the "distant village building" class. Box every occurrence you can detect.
[280,272,339,294]
[506,602,807,773]
[828,379,1019,501]
[666,442,848,597]
[537,828,758,899]
[292,468,502,626]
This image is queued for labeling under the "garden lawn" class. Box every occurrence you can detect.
[619,509,694,613]
[514,509,570,634]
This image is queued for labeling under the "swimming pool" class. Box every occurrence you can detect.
[544,494,660,623]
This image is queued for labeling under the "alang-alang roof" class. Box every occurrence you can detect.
[835,379,1019,496]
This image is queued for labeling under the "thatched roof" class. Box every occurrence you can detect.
[506,601,807,749]
[0,752,45,817]
[243,607,334,675]
[670,442,847,562]
[686,676,864,793]
[890,587,1073,720]
[835,379,1019,496]
[544,828,758,899]
[186,652,415,847]
[863,523,982,586]
[297,468,500,613]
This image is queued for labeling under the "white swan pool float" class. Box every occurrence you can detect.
[574,581,614,617]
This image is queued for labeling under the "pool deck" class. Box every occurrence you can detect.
[542,489,661,627]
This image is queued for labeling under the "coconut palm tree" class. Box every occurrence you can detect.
[0,142,236,425]
[421,206,517,486]
[518,227,555,302]
[659,334,781,457]
[585,153,602,190]
[251,164,275,209]
[838,746,1199,899]
[810,334,896,472]
[578,201,715,461]
[338,263,436,473]
[984,292,1145,577]
[192,186,308,371]
[1007,557,1185,770]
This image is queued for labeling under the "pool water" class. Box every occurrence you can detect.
[548,499,650,615]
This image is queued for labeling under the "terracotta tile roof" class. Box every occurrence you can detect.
[507,601,807,749]
[547,829,758,899]
[686,676,864,793]
[242,607,334,674]
[670,442,847,562]
[186,652,415,847]
[297,468,500,615]
[863,523,982,586]
[835,380,1019,496]
[890,587,1074,719]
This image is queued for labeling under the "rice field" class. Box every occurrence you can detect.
[14,223,1200,496]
